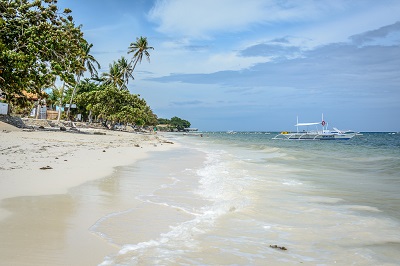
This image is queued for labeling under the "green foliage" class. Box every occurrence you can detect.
[0,1,158,126]
[101,60,126,90]
[157,118,171,125]
[75,84,157,126]
[0,0,87,100]
[76,78,102,94]
[46,87,62,108]
[77,42,100,77]
[65,79,100,118]
[128,36,154,71]
[157,116,191,131]
[100,56,135,91]
[117,56,134,87]
[170,116,191,130]
[66,42,100,117]
[8,95,33,116]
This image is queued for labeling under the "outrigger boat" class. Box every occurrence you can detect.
[273,115,357,140]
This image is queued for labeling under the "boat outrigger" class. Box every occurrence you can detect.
[273,115,357,140]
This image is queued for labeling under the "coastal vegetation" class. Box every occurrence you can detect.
[0,0,166,129]
[0,0,85,114]
[157,117,191,131]
[74,82,157,128]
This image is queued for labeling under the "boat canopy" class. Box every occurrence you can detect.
[295,122,321,126]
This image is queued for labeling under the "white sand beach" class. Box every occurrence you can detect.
[0,121,174,201]
[0,121,176,265]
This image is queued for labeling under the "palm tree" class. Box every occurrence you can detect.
[117,56,134,87]
[67,42,100,118]
[90,73,105,84]
[128,36,154,71]
[81,42,101,77]
[101,61,126,90]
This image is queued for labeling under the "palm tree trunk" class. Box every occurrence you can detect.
[57,82,65,122]
[35,99,40,119]
[130,57,139,72]
[67,75,81,120]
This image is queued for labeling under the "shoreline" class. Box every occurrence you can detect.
[0,122,176,212]
[2,126,400,265]
[0,121,179,265]
[0,121,175,201]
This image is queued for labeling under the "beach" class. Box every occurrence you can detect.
[0,121,175,265]
[1,124,400,265]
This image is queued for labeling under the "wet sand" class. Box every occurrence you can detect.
[0,121,176,265]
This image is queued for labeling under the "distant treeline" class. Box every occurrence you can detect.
[157,116,191,131]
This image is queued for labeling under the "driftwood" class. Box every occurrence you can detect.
[270,244,287,251]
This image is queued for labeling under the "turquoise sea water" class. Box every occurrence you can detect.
[98,132,400,265]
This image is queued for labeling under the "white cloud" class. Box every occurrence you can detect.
[206,52,269,72]
[147,0,350,39]
[133,39,268,78]
[296,1,400,47]
[148,0,265,38]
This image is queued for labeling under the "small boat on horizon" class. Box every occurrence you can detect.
[273,115,357,140]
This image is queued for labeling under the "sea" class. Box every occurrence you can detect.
[95,132,400,265]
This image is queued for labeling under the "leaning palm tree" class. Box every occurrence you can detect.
[67,42,100,118]
[117,56,134,87]
[128,36,154,71]
[90,73,105,84]
[81,42,101,77]
[101,61,126,90]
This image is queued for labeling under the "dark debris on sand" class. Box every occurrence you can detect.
[270,244,287,251]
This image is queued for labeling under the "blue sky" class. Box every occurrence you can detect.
[58,0,400,132]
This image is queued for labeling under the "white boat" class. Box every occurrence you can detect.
[273,115,357,140]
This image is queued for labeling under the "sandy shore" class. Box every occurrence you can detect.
[0,121,174,201]
[0,121,176,265]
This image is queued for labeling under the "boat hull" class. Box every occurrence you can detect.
[274,132,355,140]
[273,115,357,140]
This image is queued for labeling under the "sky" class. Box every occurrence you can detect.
[58,0,400,132]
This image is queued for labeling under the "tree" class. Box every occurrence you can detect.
[76,78,102,94]
[157,118,171,125]
[75,85,157,127]
[170,116,191,131]
[0,0,86,104]
[101,61,125,90]
[156,117,191,131]
[128,36,154,71]
[81,42,100,77]
[67,41,100,117]
[117,56,134,87]
[100,56,136,90]
[69,79,102,121]
[47,87,62,110]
